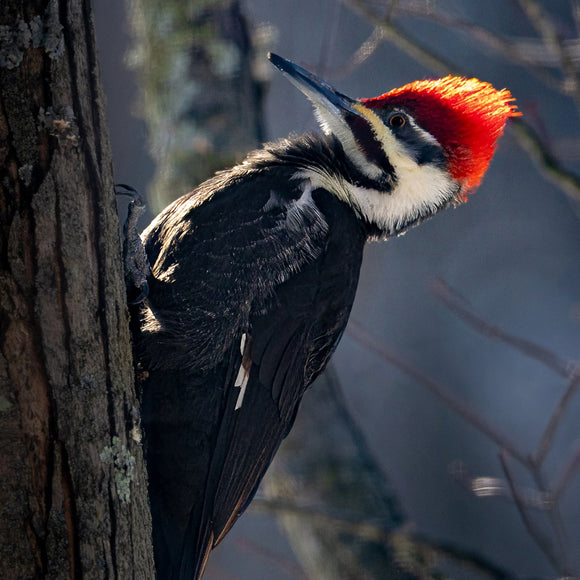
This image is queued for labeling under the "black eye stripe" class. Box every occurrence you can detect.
[378,109,447,168]
[345,113,394,175]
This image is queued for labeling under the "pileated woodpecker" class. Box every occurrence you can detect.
[134,53,519,579]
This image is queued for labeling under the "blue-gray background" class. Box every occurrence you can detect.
[95,1,580,577]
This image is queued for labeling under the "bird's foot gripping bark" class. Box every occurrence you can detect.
[116,184,151,304]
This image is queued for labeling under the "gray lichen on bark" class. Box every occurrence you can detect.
[0,0,63,69]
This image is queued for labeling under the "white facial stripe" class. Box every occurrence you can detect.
[298,164,457,236]
[352,103,410,164]
[313,106,383,179]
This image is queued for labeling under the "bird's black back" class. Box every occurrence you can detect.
[136,135,368,579]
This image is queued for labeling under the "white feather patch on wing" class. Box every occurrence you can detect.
[235,332,251,410]
[234,366,250,410]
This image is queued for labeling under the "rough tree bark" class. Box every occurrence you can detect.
[0,1,154,577]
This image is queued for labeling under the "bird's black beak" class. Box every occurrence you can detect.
[268,53,390,178]
[268,53,360,119]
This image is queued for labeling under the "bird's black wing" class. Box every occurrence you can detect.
[139,165,329,373]
[137,166,366,579]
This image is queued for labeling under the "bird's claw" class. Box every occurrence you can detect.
[116,184,151,304]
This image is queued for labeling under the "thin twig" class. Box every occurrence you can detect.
[431,279,577,380]
[327,27,387,79]
[394,4,571,95]
[551,438,580,501]
[533,378,580,466]
[510,117,580,203]
[345,320,528,465]
[528,467,571,572]
[346,0,453,75]
[421,278,576,571]
[514,0,580,109]
[499,450,564,573]
[324,364,407,525]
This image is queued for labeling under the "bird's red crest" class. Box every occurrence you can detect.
[362,76,520,192]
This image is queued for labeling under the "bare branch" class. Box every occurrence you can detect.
[533,378,580,466]
[395,4,571,95]
[345,0,453,75]
[431,279,578,380]
[529,467,571,572]
[349,282,579,571]
[552,438,580,501]
[499,450,565,573]
[514,0,580,107]
[327,27,387,78]
[345,321,529,465]
[509,117,580,203]
[428,279,577,570]
[507,38,580,68]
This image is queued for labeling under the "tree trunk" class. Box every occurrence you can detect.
[0,1,154,577]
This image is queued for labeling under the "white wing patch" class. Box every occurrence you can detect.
[235,333,251,410]
[234,365,250,410]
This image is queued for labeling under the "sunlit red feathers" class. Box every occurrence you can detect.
[362,76,520,192]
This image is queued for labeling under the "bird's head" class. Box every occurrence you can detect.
[268,53,520,237]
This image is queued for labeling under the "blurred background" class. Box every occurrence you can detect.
[95,1,580,578]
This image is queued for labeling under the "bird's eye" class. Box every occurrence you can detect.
[389,114,406,129]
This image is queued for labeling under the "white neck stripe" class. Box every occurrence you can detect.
[297,163,458,236]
